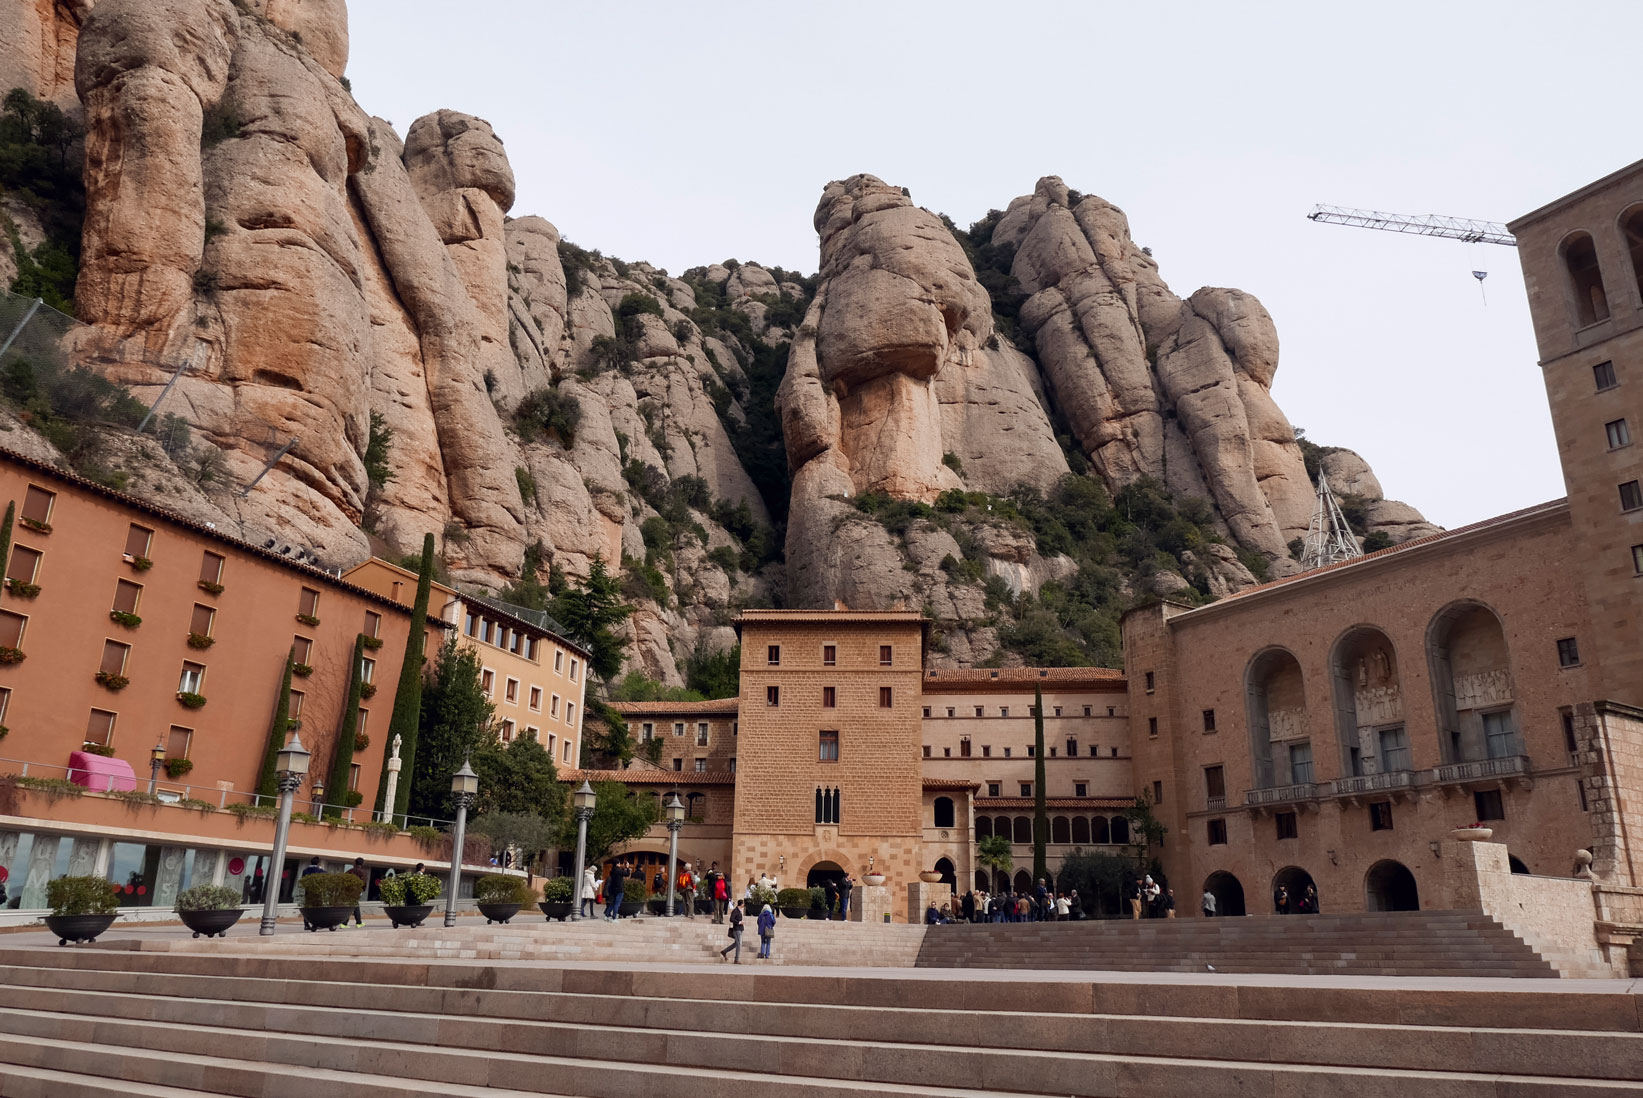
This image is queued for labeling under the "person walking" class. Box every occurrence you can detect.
[756,903,776,959]
[1164,889,1177,918]
[711,864,728,923]
[720,900,744,963]
[677,864,695,919]
[580,865,597,919]
[822,877,838,921]
[1201,888,1217,919]
[839,874,853,921]
[1126,877,1142,920]
[604,861,627,921]
[345,857,369,927]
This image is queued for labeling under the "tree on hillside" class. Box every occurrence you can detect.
[255,649,295,798]
[377,532,435,819]
[550,556,631,682]
[1033,684,1048,883]
[684,643,740,699]
[406,636,493,820]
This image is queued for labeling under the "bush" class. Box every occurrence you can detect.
[621,875,648,904]
[540,876,574,903]
[296,872,363,908]
[746,884,778,911]
[47,875,118,916]
[775,887,811,910]
[378,872,442,906]
[474,874,532,905]
[406,825,442,845]
[514,386,582,446]
[175,885,242,912]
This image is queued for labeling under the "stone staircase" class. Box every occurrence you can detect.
[0,945,1638,1097]
[916,910,1562,977]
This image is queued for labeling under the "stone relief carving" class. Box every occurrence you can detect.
[1354,684,1402,728]
[1267,707,1308,742]
[1454,669,1513,710]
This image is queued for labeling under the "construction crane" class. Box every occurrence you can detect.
[1305,205,1516,247]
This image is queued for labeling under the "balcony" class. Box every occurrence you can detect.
[1205,794,1226,811]
[1432,754,1529,785]
[1243,782,1316,807]
[1325,769,1415,798]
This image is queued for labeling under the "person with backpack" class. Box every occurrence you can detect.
[756,903,776,959]
[604,860,627,921]
[719,899,744,963]
[710,862,728,923]
[677,864,695,919]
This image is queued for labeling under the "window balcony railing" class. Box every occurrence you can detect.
[1431,754,1529,785]
[1325,769,1415,797]
[1205,794,1226,811]
[1243,782,1316,807]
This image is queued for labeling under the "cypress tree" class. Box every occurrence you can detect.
[256,649,295,798]
[324,634,366,813]
[0,502,13,599]
[1033,682,1048,883]
[376,532,435,819]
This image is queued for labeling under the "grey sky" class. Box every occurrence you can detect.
[349,0,1636,530]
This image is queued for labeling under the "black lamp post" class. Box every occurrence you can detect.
[259,730,310,935]
[444,757,478,927]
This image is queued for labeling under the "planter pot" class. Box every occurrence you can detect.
[383,904,434,929]
[477,902,522,925]
[696,897,714,915]
[44,913,116,945]
[780,906,808,920]
[862,874,886,887]
[538,900,573,922]
[918,871,944,884]
[1449,827,1494,842]
[177,908,243,939]
[618,900,641,918]
[300,905,353,932]
[647,898,668,915]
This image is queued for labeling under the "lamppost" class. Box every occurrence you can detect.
[663,793,684,917]
[569,781,596,922]
[259,730,310,936]
[148,741,165,795]
[443,757,478,928]
[311,780,325,818]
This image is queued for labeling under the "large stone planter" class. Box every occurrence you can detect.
[44,913,116,945]
[477,902,522,925]
[780,906,808,920]
[618,899,641,918]
[1449,827,1494,841]
[300,905,352,932]
[918,871,944,884]
[178,908,243,939]
[538,900,573,922]
[862,874,886,887]
[383,904,434,929]
[695,897,714,915]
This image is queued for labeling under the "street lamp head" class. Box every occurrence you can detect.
[312,780,326,803]
[451,756,479,797]
[275,729,310,776]
[150,741,166,766]
[573,780,597,813]
[665,793,685,822]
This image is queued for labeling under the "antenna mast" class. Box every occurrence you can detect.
[1300,475,1363,570]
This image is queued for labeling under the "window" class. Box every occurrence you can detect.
[1377,726,1411,772]
[822,686,836,708]
[822,644,836,666]
[1207,819,1228,845]
[526,638,538,662]
[1074,782,1087,797]
[356,708,368,737]
[879,686,893,708]
[728,757,736,773]
[879,645,892,666]
[1595,360,1618,390]
[1003,747,1012,758]
[694,758,706,772]
[814,786,840,825]
[1204,766,1225,800]
[1054,706,1062,716]
[1607,419,1632,449]
[1557,637,1580,667]
[1106,707,1115,717]
[563,740,573,763]
[188,603,214,638]
[551,695,561,717]
[1578,779,1589,812]
[1474,789,1505,821]
[766,685,780,707]
[1083,706,1092,717]
[673,758,683,771]
[1202,709,1216,733]
[112,579,141,615]
[298,587,319,618]
[178,661,205,694]
[987,782,1000,797]
[1288,742,1314,784]
[959,736,971,757]
[1275,811,1299,840]
[1564,232,1610,326]
[922,706,931,717]
[500,719,515,742]
[696,722,709,746]
[291,636,312,667]
[1563,711,1579,758]
[1147,717,1158,737]
[819,730,839,762]
[566,701,575,726]
[348,763,361,792]
[1144,671,1155,693]
[1634,544,1643,574]
[1151,780,1163,803]
[569,659,578,681]
[639,721,653,741]
[672,721,685,737]
[481,669,495,696]
[194,551,224,588]
[1020,783,1032,797]
[481,620,494,645]
[464,610,478,637]
[364,611,381,639]
[505,677,518,703]
[85,708,116,748]
[97,639,130,676]
[767,644,780,666]
[7,544,41,584]
[1483,711,1517,758]
[1369,801,1394,831]
[123,524,153,559]
[1110,747,1118,757]
[554,650,563,673]
[1000,706,1009,718]
[982,745,991,758]
[529,687,541,711]
[1026,744,1035,757]
[1066,739,1078,757]
[1623,481,1643,511]
[21,484,54,526]
[289,691,305,718]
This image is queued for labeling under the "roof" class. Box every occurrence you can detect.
[610,698,740,716]
[1173,499,1569,622]
[922,777,981,790]
[735,609,928,623]
[1507,157,1643,231]
[975,797,1133,811]
[0,446,437,619]
[561,768,737,787]
[922,667,1125,692]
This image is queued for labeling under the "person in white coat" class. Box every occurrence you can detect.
[580,866,597,919]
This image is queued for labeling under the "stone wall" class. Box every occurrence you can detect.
[1437,838,1611,978]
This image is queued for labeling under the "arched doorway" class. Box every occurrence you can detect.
[1245,647,1309,789]
[974,869,989,891]
[1508,855,1530,875]
[805,860,845,889]
[1012,869,1032,893]
[1271,866,1316,913]
[1364,860,1419,911]
[934,857,956,888]
[1109,817,1129,844]
[974,816,993,840]
[1203,871,1245,917]
[1329,626,1403,778]
[1051,816,1071,845]
[1012,817,1031,844]
[1427,601,1518,766]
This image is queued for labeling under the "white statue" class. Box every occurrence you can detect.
[379,734,404,822]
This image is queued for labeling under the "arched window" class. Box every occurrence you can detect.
[993,816,1010,840]
[1246,647,1308,789]
[1563,231,1611,327]
[1012,816,1031,844]
[933,796,955,828]
[1051,816,1071,845]
[1427,600,1517,766]
[934,857,956,887]
[1071,816,1090,845]
[1329,626,1402,778]
[1012,869,1033,893]
[815,787,840,825]
[1091,816,1110,844]
[1623,206,1643,303]
[974,815,993,840]
[1109,816,1129,844]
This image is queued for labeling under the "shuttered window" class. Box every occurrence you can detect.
[124,524,152,558]
[99,640,129,675]
[112,580,141,614]
[189,604,215,636]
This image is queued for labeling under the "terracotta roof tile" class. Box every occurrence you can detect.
[921,777,981,790]
[609,699,740,716]
[923,667,1123,684]
[975,797,1133,810]
[561,768,736,786]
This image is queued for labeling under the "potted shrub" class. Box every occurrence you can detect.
[537,875,574,921]
[474,874,532,924]
[44,876,119,945]
[776,887,811,920]
[808,885,828,918]
[619,875,647,918]
[748,883,778,915]
[297,871,362,931]
[175,884,244,938]
[379,871,442,928]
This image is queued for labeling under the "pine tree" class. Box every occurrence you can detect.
[255,649,295,798]
[1033,683,1048,883]
[324,634,366,812]
[376,533,435,819]
[407,637,494,819]
[550,556,631,681]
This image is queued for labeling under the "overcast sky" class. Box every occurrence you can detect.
[348,0,1638,530]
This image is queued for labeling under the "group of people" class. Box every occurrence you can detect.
[582,859,738,922]
[1126,875,1177,918]
[924,881,1084,924]
[1273,882,1320,915]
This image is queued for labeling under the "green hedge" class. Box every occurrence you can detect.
[47,875,119,916]
[474,874,532,905]
[296,872,362,908]
[378,872,442,906]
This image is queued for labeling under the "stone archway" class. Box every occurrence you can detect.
[1203,870,1245,917]
[1365,860,1419,911]
[805,860,846,889]
[1271,866,1316,913]
[933,856,956,888]
[793,848,857,887]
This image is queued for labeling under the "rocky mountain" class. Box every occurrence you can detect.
[0,0,1434,681]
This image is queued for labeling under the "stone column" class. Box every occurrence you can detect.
[907,881,936,924]
[857,883,890,924]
